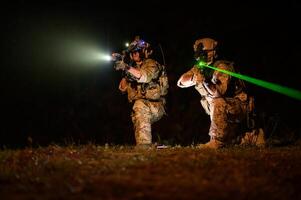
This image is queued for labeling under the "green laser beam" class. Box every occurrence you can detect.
[198,62,301,101]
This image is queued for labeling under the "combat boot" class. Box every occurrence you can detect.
[240,128,266,147]
[197,139,223,149]
[255,128,266,147]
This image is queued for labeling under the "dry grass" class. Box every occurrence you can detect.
[0,144,301,200]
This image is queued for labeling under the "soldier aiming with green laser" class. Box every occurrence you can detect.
[177,37,265,149]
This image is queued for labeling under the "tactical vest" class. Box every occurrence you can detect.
[126,59,168,102]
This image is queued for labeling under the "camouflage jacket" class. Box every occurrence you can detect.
[184,60,247,101]
[119,59,165,103]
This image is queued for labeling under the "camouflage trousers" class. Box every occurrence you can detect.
[131,99,165,145]
[207,97,264,146]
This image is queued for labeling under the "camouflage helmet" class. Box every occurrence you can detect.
[193,38,218,52]
[127,36,153,58]
[193,37,218,63]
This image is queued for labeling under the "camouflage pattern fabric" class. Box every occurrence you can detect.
[179,60,262,146]
[124,59,163,102]
[131,99,165,145]
[207,97,247,143]
[119,58,166,145]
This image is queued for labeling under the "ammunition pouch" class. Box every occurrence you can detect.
[144,82,161,100]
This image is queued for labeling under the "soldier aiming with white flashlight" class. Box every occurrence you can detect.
[112,36,169,150]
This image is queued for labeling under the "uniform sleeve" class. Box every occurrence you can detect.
[137,59,160,83]
[212,63,231,96]
[177,66,205,88]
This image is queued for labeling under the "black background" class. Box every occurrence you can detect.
[1,1,301,148]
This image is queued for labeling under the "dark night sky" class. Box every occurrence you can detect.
[1,1,301,147]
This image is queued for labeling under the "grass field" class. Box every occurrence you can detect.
[1,144,301,199]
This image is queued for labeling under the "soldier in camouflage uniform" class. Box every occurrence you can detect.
[115,36,168,149]
[177,37,265,149]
